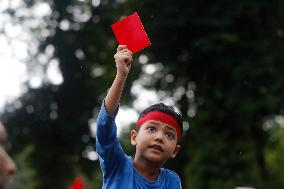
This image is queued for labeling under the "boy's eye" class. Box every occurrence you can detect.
[166,132,174,139]
[147,126,156,133]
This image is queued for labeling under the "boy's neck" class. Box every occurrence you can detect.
[133,156,163,181]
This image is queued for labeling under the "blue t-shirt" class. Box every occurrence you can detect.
[96,102,182,189]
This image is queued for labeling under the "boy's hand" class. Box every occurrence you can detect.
[114,45,133,76]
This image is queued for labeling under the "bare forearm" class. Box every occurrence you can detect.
[105,45,132,115]
[105,73,127,115]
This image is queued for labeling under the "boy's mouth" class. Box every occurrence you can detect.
[149,144,163,152]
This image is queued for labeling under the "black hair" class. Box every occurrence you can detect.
[137,103,183,136]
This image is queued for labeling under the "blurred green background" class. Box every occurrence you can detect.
[0,0,284,188]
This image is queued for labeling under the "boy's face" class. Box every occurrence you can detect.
[0,124,16,189]
[131,120,181,164]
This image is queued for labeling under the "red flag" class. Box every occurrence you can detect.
[111,12,151,54]
[69,176,83,189]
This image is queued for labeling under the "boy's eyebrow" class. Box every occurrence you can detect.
[164,125,177,132]
[147,121,177,132]
[146,121,160,125]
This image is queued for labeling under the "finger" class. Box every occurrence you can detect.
[114,53,119,59]
[126,62,132,69]
[115,54,129,61]
[114,52,132,63]
[120,55,131,60]
[119,49,130,53]
[127,49,133,55]
[118,49,132,57]
[117,45,127,52]
[126,56,133,65]
[120,48,132,54]
[119,52,132,58]
[128,58,133,65]
[117,47,133,56]
[120,55,132,64]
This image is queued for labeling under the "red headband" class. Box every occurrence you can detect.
[136,111,182,140]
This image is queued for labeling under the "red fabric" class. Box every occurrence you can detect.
[111,12,151,54]
[69,176,83,189]
[136,111,181,140]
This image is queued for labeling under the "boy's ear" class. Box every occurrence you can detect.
[130,130,138,146]
[170,144,181,158]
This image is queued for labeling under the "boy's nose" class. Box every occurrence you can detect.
[154,131,164,143]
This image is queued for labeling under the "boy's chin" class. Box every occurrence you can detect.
[144,153,167,164]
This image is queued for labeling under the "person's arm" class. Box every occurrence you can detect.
[95,45,133,178]
[105,45,133,115]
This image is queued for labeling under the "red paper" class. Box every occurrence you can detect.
[69,176,83,189]
[111,12,151,54]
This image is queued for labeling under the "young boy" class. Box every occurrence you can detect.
[96,45,183,189]
[0,121,17,189]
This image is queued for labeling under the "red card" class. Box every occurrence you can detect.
[111,12,151,54]
[69,176,83,189]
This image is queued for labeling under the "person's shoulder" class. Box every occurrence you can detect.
[161,168,181,183]
[161,168,182,188]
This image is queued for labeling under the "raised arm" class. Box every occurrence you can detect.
[105,45,133,115]
[96,45,133,177]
